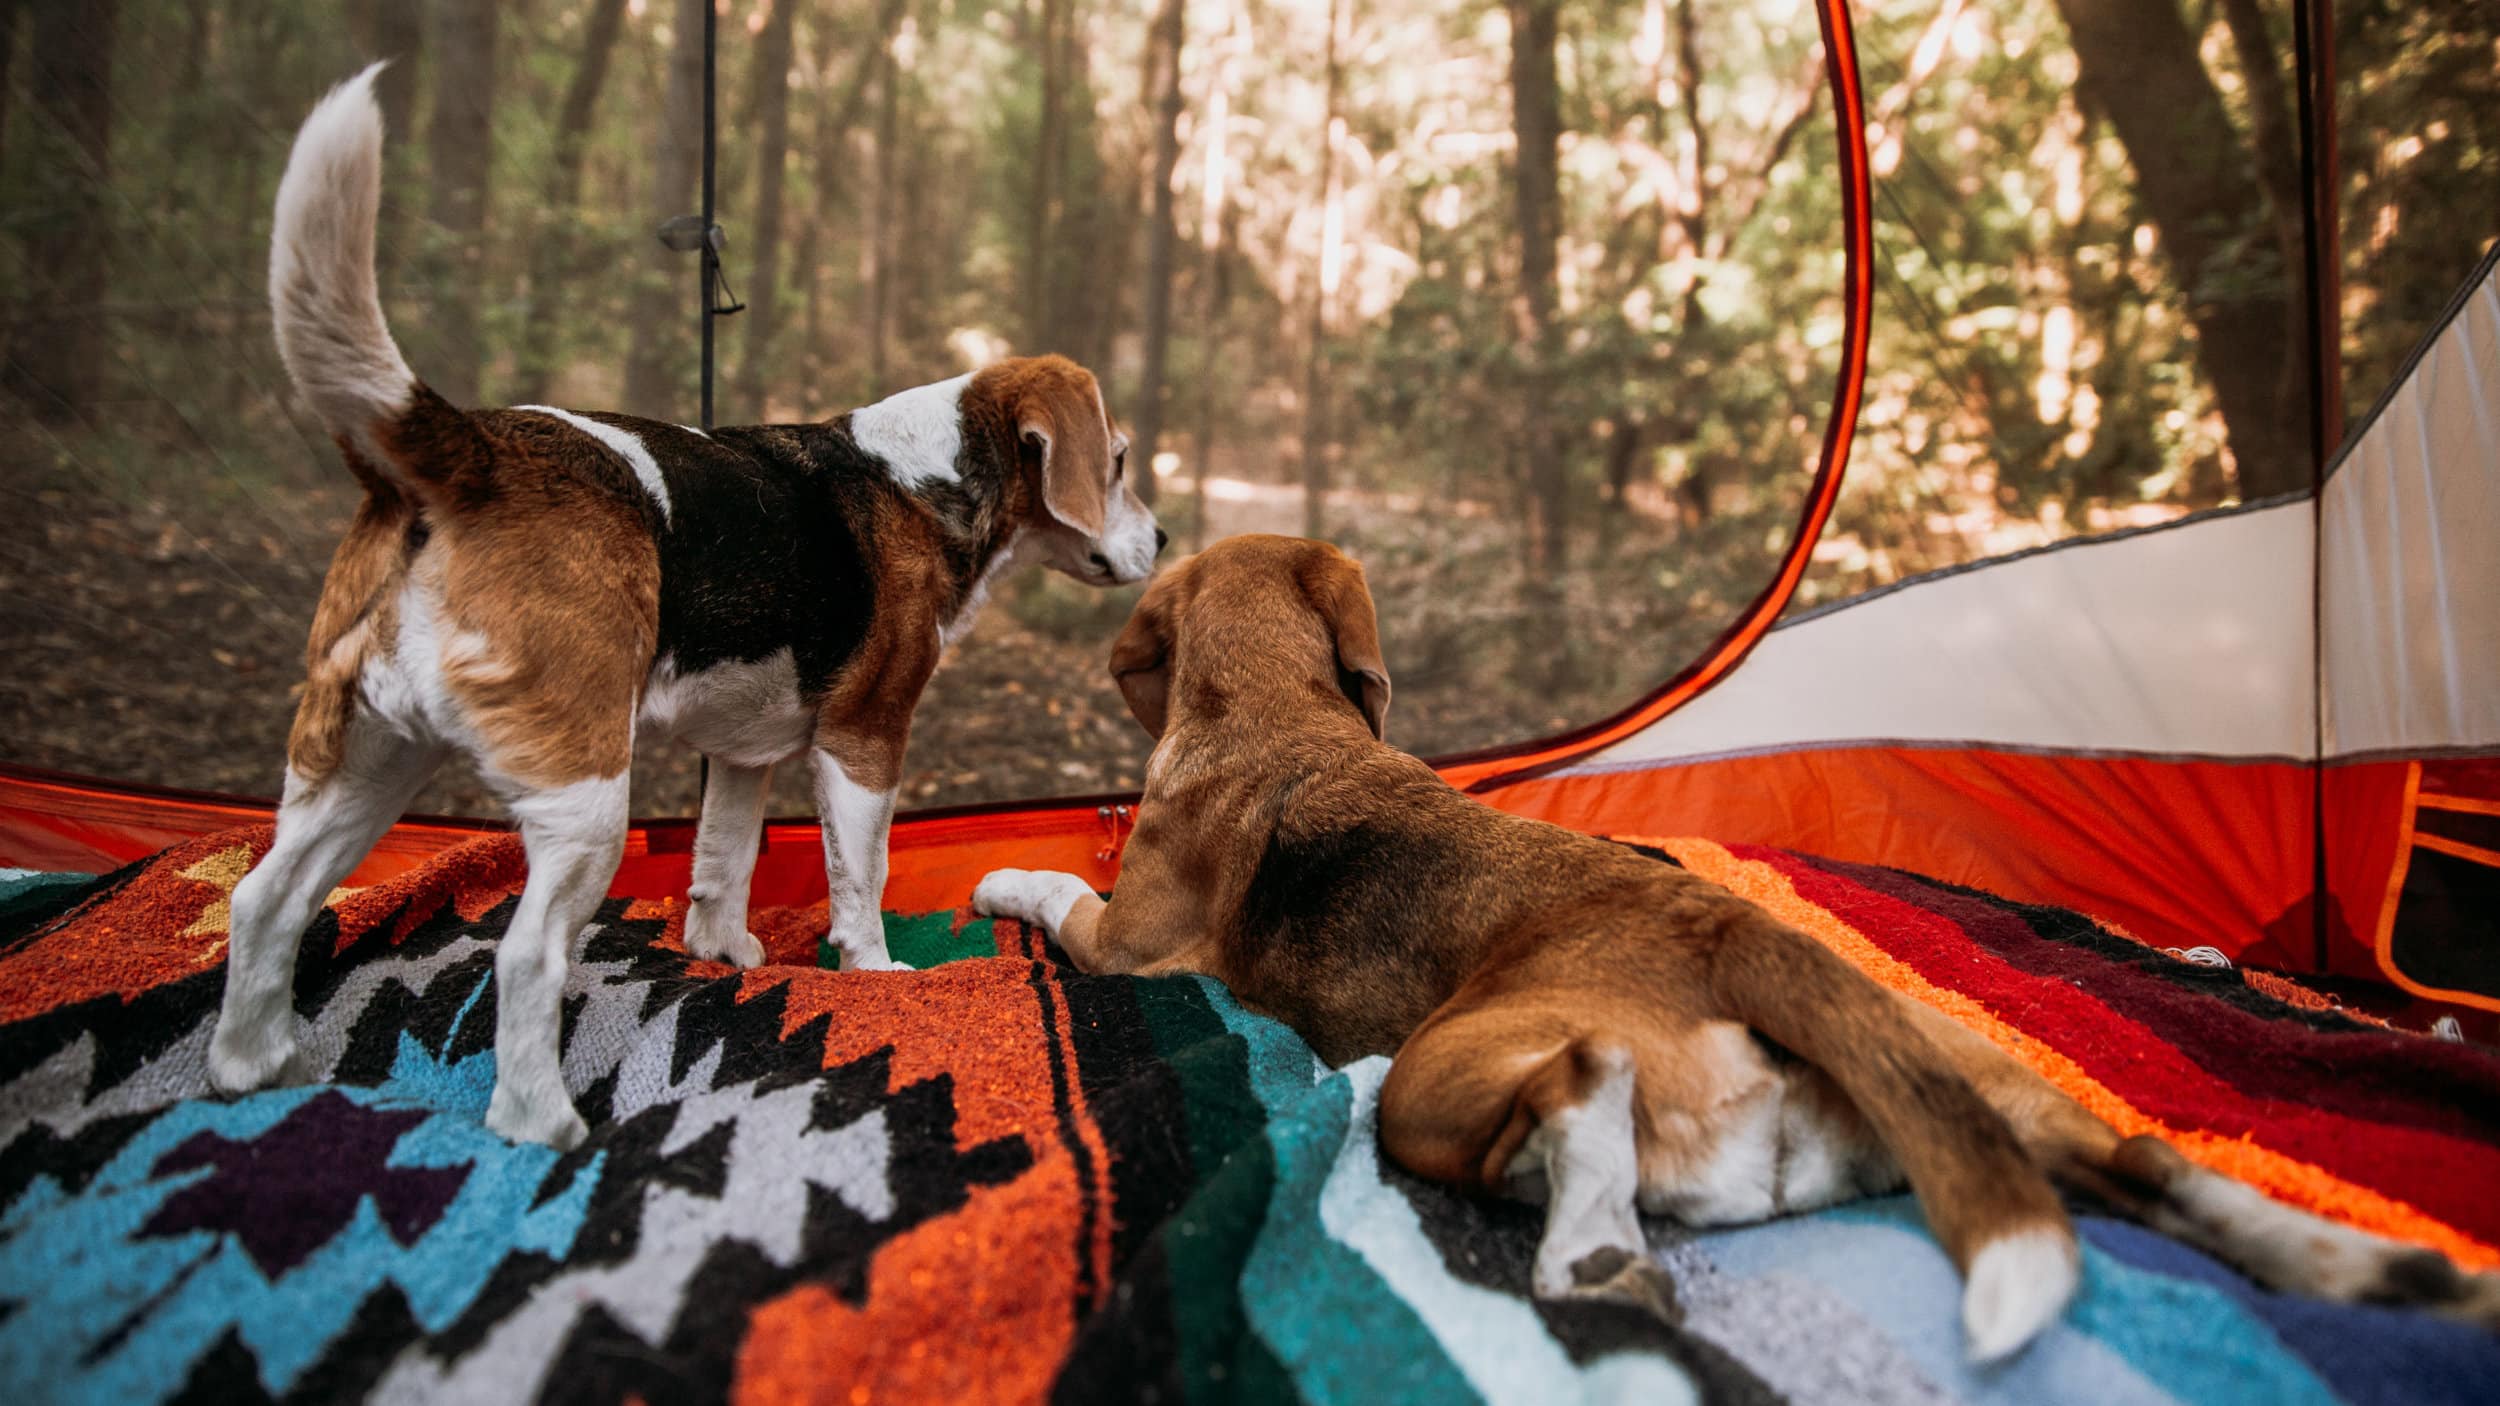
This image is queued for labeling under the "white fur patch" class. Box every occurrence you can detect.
[971,868,1094,935]
[684,761,770,969]
[2166,1163,2405,1299]
[1528,1051,1647,1298]
[516,406,673,523]
[269,63,415,454]
[485,772,631,1150]
[1642,1086,1783,1226]
[848,372,974,488]
[812,752,904,971]
[1091,383,1161,582]
[1960,1226,2078,1362]
[210,728,444,1096]
[638,650,813,768]
[360,570,484,757]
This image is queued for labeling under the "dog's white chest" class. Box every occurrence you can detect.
[639,650,816,768]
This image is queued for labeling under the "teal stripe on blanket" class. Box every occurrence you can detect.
[1201,982,1483,1406]
[1206,989,1702,1406]
[1320,1059,1697,1405]
[1124,976,1299,1404]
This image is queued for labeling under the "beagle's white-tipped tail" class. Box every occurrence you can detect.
[1961,1226,2081,1362]
[269,63,417,453]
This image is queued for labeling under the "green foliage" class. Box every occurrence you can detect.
[2,0,2493,808]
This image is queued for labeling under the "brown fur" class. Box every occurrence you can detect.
[811,496,945,794]
[1011,534,2500,1329]
[286,456,413,782]
[967,356,1117,537]
[282,358,1138,795]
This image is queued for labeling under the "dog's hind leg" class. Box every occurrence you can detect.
[482,772,629,1150]
[1381,1019,1671,1315]
[683,759,770,967]
[1516,1046,1659,1304]
[211,718,442,1095]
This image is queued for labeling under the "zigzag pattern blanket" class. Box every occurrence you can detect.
[3,829,2497,1405]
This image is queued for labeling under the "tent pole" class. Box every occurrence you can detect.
[699,0,718,433]
[697,1,717,807]
[2293,0,2337,974]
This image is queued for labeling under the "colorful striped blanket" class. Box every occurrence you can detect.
[2,828,2496,1404]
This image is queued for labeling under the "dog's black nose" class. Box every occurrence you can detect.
[1154,527,1170,556]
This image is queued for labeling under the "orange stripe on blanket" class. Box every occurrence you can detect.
[1637,834,2500,1272]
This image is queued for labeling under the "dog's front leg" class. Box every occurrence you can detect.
[971,869,1110,969]
[810,747,906,971]
[683,759,770,968]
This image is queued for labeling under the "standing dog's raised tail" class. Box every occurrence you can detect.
[270,63,486,500]
[1711,919,2081,1360]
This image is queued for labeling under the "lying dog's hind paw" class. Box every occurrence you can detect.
[1561,1247,1682,1325]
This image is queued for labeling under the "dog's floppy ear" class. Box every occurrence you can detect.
[1013,361,1112,538]
[1109,575,1177,738]
[1310,554,1392,741]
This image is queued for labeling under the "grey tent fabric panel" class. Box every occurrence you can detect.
[2322,257,2500,759]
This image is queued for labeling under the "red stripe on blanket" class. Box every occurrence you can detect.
[1808,854,2500,1146]
[1744,846,2500,1244]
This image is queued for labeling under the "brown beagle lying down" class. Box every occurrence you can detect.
[976,533,2500,1360]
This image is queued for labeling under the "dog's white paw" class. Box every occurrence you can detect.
[485,1086,589,1151]
[972,869,1042,922]
[207,1023,300,1095]
[686,922,766,969]
[972,869,1091,933]
[838,947,910,973]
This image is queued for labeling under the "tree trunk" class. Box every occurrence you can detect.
[353,0,423,287]
[893,79,933,377]
[0,0,22,167]
[422,0,497,407]
[1508,0,1566,571]
[867,32,899,388]
[1025,0,1069,350]
[1191,209,1236,550]
[802,0,907,406]
[509,0,628,405]
[1301,0,1347,539]
[4,0,118,425]
[2050,0,2306,495]
[732,0,799,417]
[1128,0,1187,506]
[624,0,708,419]
[1189,21,1238,550]
[2214,0,2313,452]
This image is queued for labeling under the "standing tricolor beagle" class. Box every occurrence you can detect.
[976,535,2500,1360]
[208,66,1162,1149]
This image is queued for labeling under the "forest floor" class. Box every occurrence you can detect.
[3,438,1757,822]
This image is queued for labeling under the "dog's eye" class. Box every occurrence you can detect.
[1112,450,1126,482]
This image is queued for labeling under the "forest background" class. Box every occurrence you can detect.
[2,0,2492,816]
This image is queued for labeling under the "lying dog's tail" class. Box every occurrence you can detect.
[270,64,490,503]
[1711,917,2078,1361]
